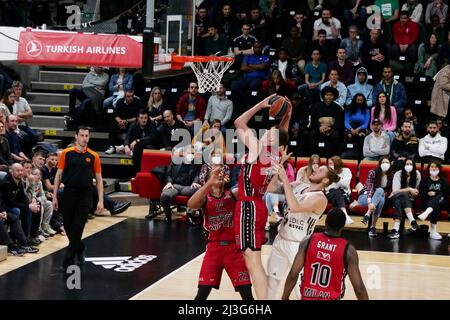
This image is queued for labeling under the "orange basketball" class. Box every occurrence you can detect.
[269,95,291,119]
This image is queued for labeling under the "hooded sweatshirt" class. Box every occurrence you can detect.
[418,133,448,160]
[346,67,374,107]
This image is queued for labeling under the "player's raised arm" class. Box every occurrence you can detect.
[187,168,220,210]
[278,97,292,133]
[282,237,309,300]
[346,244,369,300]
[234,94,275,159]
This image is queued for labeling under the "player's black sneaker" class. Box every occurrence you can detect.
[387,229,400,239]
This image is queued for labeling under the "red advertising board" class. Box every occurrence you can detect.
[18,30,142,68]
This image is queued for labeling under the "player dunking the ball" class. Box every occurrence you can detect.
[234,94,292,299]
[188,167,253,300]
[266,164,340,299]
[282,208,369,300]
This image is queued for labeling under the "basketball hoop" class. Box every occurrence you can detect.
[171,54,234,93]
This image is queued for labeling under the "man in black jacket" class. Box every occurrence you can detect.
[157,146,201,224]
[0,175,38,255]
[1,163,41,243]
[0,121,12,172]
[158,110,187,151]
[124,110,158,173]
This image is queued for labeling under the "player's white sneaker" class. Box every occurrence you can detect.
[345,216,354,225]
[429,231,442,240]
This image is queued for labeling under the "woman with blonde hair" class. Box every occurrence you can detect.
[147,86,166,123]
[296,154,320,184]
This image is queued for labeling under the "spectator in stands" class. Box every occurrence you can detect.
[425,14,446,44]
[401,0,423,24]
[298,49,327,98]
[5,115,28,162]
[158,146,202,223]
[231,41,270,104]
[203,24,230,56]
[105,89,142,155]
[0,88,15,120]
[216,4,240,44]
[436,117,450,138]
[438,30,450,67]
[390,11,420,63]
[308,0,323,11]
[103,68,134,110]
[124,110,158,173]
[0,186,38,256]
[2,163,40,243]
[320,69,347,108]
[158,109,187,150]
[418,120,448,163]
[342,94,370,159]
[372,0,400,23]
[346,67,374,107]
[415,33,440,77]
[264,70,294,98]
[176,82,207,133]
[391,120,419,164]
[363,118,391,160]
[0,121,12,171]
[147,87,167,124]
[41,152,57,193]
[195,4,211,54]
[418,159,448,240]
[425,0,448,25]
[312,30,336,63]
[431,65,450,118]
[269,48,298,84]
[281,27,308,78]
[296,154,320,184]
[193,119,226,155]
[339,26,363,68]
[31,151,45,170]
[371,91,397,141]
[245,6,269,45]
[66,67,109,125]
[11,82,38,156]
[326,156,354,225]
[232,23,258,69]
[373,66,407,114]
[361,29,388,83]
[21,160,43,243]
[310,86,344,158]
[288,11,312,40]
[356,156,393,237]
[116,9,140,35]
[313,8,342,44]
[387,157,421,239]
[203,83,233,129]
[328,48,355,86]
[343,1,371,32]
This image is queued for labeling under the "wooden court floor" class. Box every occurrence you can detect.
[1,206,449,300]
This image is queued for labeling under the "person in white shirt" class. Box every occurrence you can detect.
[266,164,337,299]
[320,69,347,108]
[387,158,421,239]
[203,83,233,131]
[313,9,342,40]
[363,118,391,160]
[418,120,448,163]
[326,156,354,224]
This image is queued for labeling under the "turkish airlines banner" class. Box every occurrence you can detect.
[18,30,143,68]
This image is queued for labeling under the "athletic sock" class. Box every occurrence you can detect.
[405,211,415,222]
[431,224,437,232]
[393,221,401,231]
[418,207,433,220]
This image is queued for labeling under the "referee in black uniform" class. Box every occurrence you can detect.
[53,126,104,269]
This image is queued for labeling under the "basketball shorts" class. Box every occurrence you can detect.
[267,235,301,281]
[234,198,268,251]
[198,241,251,290]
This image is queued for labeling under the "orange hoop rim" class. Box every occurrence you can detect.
[171,54,234,63]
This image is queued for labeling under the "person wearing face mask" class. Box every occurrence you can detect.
[418,160,448,240]
[354,156,393,237]
[296,154,320,184]
[387,158,421,239]
[157,146,202,224]
[325,156,354,225]
[198,151,231,187]
[418,120,448,164]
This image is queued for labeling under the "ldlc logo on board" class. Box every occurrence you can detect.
[26,40,42,57]
[85,255,157,272]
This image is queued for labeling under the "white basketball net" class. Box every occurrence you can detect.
[189,59,234,93]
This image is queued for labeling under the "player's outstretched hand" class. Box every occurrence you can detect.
[259,93,277,109]
[277,164,289,184]
[280,145,293,164]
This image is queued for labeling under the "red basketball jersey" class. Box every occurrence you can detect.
[301,233,349,300]
[238,146,281,199]
[204,190,236,242]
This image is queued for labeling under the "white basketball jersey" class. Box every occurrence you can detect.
[278,183,326,242]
